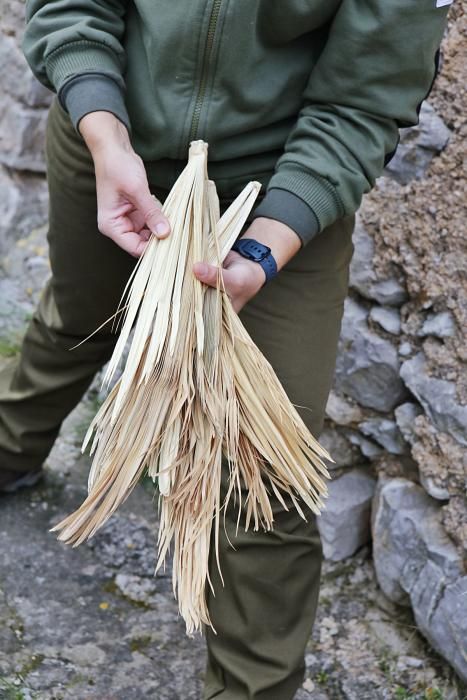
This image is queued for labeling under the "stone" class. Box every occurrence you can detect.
[115,573,157,605]
[302,678,315,693]
[0,27,51,175]
[86,513,157,578]
[397,655,424,670]
[394,402,423,444]
[372,478,462,601]
[384,102,451,184]
[319,426,361,469]
[335,298,408,412]
[0,32,52,109]
[419,474,450,501]
[369,279,408,307]
[325,391,363,426]
[0,165,48,254]
[400,352,467,446]
[359,418,407,455]
[345,430,384,459]
[398,342,413,357]
[418,311,456,338]
[372,478,467,681]
[61,643,107,667]
[349,218,408,306]
[0,474,206,699]
[0,99,48,172]
[349,218,374,295]
[369,306,401,335]
[318,469,376,561]
[410,566,467,683]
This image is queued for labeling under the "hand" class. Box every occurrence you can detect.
[193,217,302,312]
[193,251,266,313]
[79,112,170,257]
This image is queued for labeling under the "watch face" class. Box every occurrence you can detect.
[235,238,271,262]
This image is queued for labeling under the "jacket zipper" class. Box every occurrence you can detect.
[189,0,223,142]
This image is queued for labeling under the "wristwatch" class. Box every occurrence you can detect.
[231,238,278,284]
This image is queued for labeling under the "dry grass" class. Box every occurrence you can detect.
[52,141,331,634]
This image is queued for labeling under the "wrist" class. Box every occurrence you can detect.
[242,217,302,271]
[79,111,132,157]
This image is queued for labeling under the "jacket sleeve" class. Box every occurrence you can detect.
[22,0,130,130]
[253,0,450,245]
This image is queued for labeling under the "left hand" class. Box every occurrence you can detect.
[193,250,266,313]
[193,217,302,312]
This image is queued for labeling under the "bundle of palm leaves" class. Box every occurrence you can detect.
[52,141,331,634]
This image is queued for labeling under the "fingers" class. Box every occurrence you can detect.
[194,255,266,314]
[107,230,151,258]
[193,262,242,309]
[129,188,170,239]
[193,262,239,290]
[98,211,152,257]
[192,262,221,288]
[193,262,244,299]
[127,208,147,233]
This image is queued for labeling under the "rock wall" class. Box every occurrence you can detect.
[1,0,466,684]
[319,7,467,682]
[0,0,50,256]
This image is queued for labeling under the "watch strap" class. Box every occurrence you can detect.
[258,251,278,284]
[231,238,278,284]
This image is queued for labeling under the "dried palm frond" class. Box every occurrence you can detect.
[52,141,331,634]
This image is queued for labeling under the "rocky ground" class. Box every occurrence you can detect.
[0,228,464,700]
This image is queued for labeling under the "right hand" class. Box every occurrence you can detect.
[79,111,170,257]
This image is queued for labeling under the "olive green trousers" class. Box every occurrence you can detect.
[0,99,354,699]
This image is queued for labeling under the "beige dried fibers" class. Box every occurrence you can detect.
[52,141,331,634]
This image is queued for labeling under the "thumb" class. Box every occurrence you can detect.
[131,189,171,238]
[193,262,222,288]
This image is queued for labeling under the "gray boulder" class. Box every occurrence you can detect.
[398,342,413,358]
[335,298,407,411]
[325,391,363,426]
[372,478,467,681]
[412,573,467,683]
[0,99,49,172]
[349,219,408,306]
[418,311,456,339]
[345,429,383,460]
[0,31,52,109]
[384,102,451,185]
[318,469,376,561]
[369,306,401,335]
[359,417,407,455]
[394,402,423,445]
[319,426,361,469]
[400,352,467,446]
[0,165,49,254]
[0,28,51,173]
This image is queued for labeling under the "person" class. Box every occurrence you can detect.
[0,1,449,697]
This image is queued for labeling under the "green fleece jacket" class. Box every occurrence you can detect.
[22,0,449,244]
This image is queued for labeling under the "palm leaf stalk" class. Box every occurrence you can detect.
[52,141,332,634]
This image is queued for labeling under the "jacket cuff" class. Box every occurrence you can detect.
[266,166,346,235]
[252,188,320,246]
[59,73,130,133]
[46,40,123,90]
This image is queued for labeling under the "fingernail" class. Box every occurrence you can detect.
[156,222,169,235]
